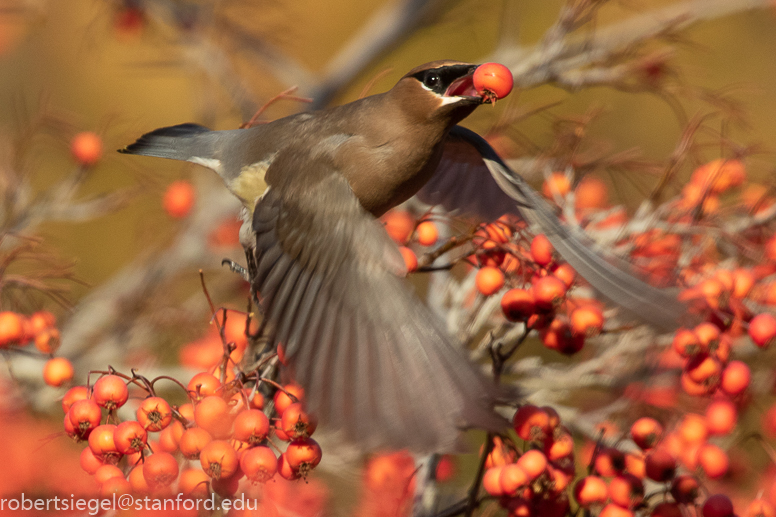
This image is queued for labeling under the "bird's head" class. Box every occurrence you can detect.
[390,61,483,126]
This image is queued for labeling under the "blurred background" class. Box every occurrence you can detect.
[0,0,775,514]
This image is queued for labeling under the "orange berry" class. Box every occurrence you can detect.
[644,448,676,482]
[415,221,438,246]
[187,372,222,400]
[113,420,148,455]
[513,405,551,442]
[143,451,179,489]
[630,417,663,450]
[499,463,529,496]
[71,131,103,166]
[163,180,195,218]
[600,504,634,517]
[697,443,728,479]
[670,474,700,504]
[62,385,89,414]
[473,63,513,100]
[747,499,776,517]
[540,317,585,355]
[594,447,625,478]
[43,357,74,387]
[482,466,505,496]
[553,263,576,288]
[233,408,270,444]
[382,210,414,244]
[94,464,123,484]
[573,475,608,507]
[399,246,418,273]
[200,440,239,480]
[732,268,756,298]
[749,313,776,348]
[179,427,213,460]
[194,395,232,439]
[274,383,304,415]
[575,176,609,210]
[678,414,708,444]
[281,402,317,439]
[178,468,210,498]
[532,276,567,311]
[570,305,604,337]
[685,353,722,386]
[672,328,703,358]
[544,431,574,461]
[0,311,25,347]
[516,450,547,481]
[157,420,184,453]
[720,360,750,396]
[501,288,535,321]
[705,399,737,436]
[608,474,644,509]
[483,436,517,468]
[543,172,571,199]
[240,445,277,483]
[285,437,322,474]
[34,328,60,354]
[475,266,504,296]
[136,396,173,432]
[691,159,745,194]
[93,374,129,410]
[530,234,554,266]
[80,446,103,475]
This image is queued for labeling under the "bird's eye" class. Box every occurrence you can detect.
[423,72,441,89]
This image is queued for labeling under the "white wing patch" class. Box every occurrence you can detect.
[188,157,223,173]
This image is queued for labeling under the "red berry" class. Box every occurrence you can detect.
[702,494,734,517]
[240,445,277,483]
[93,375,129,410]
[473,63,513,101]
[143,452,179,489]
[532,276,567,311]
[71,132,103,166]
[163,180,195,218]
[749,313,776,348]
[705,399,737,436]
[630,417,663,450]
[399,246,418,273]
[530,234,554,266]
[415,221,438,246]
[501,288,535,321]
[573,475,608,507]
[720,360,750,396]
[644,448,676,482]
[43,357,73,387]
[475,266,504,296]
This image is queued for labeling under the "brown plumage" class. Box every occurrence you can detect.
[120,61,686,452]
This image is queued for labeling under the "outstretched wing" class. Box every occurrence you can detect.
[419,126,687,331]
[248,147,504,452]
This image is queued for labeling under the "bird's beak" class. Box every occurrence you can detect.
[443,65,482,104]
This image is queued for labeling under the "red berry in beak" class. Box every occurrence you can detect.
[474,63,514,102]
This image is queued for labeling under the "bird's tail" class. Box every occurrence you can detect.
[118,123,215,164]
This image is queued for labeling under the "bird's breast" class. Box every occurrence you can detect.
[341,136,444,217]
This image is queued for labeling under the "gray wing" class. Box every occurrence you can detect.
[248,148,505,452]
[419,126,687,332]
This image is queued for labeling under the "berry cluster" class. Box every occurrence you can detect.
[0,310,74,387]
[60,311,321,500]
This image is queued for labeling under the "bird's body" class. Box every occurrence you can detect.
[121,61,686,452]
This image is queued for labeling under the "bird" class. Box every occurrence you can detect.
[120,60,686,452]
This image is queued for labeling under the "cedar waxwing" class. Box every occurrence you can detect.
[120,61,685,452]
